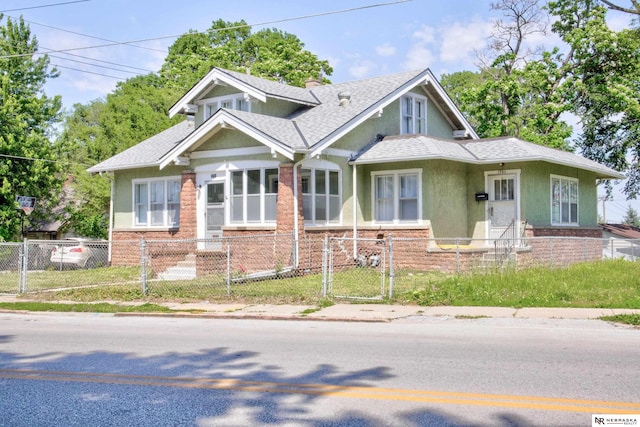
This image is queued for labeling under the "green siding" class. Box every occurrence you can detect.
[112,166,183,229]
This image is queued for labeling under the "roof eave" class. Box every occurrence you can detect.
[159,112,295,168]
[169,68,268,118]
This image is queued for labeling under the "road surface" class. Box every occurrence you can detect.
[0,312,638,426]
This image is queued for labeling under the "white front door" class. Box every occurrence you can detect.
[488,174,518,240]
[206,182,225,245]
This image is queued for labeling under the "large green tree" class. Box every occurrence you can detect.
[549,0,640,196]
[161,19,333,90]
[57,74,182,238]
[0,15,62,241]
[441,0,573,149]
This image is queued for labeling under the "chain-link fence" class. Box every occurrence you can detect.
[1,235,638,299]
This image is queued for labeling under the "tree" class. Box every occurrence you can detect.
[622,205,640,227]
[441,0,574,149]
[56,74,182,238]
[599,0,640,16]
[548,0,640,197]
[0,15,62,241]
[160,19,333,90]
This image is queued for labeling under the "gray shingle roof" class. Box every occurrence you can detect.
[351,135,624,179]
[89,67,622,180]
[224,109,307,149]
[216,68,319,105]
[87,121,193,173]
[292,69,426,146]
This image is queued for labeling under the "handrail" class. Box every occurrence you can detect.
[494,219,516,265]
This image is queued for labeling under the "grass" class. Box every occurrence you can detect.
[601,314,640,326]
[0,301,176,313]
[397,259,640,309]
[3,258,640,313]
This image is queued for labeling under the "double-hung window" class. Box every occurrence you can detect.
[231,168,278,224]
[203,94,250,119]
[373,170,421,223]
[301,168,341,225]
[551,175,578,225]
[134,178,181,227]
[401,94,426,134]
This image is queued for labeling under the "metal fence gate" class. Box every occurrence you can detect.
[326,237,388,300]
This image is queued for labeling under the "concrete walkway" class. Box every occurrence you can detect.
[1,296,639,322]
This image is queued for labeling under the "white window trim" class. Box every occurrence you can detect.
[400,93,427,135]
[301,161,342,226]
[199,93,251,119]
[132,176,181,228]
[550,174,579,226]
[230,167,279,225]
[371,169,422,224]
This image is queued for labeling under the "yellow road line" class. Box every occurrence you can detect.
[1,368,638,414]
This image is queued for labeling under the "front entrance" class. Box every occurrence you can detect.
[206,182,225,246]
[487,173,519,240]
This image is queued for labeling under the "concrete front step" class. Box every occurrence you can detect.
[157,254,197,280]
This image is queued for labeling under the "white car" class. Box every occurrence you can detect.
[50,238,108,269]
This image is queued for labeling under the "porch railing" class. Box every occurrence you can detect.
[494,219,516,265]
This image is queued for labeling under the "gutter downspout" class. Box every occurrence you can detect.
[108,177,114,263]
[293,158,305,268]
[353,163,358,258]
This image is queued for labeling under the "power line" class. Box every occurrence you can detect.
[0,153,91,167]
[45,49,155,73]
[49,54,145,75]
[0,1,412,59]
[14,15,166,53]
[0,0,90,13]
[52,63,127,80]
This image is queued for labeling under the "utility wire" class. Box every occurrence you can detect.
[0,0,90,13]
[45,49,155,72]
[0,0,412,59]
[49,54,144,75]
[0,153,91,168]
[52,63,127,80]
[15,15,166,53]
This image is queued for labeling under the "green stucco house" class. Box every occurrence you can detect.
[88,67,623,267]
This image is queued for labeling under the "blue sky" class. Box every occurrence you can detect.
[1,0,637,221]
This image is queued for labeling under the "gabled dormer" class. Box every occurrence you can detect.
[169,67,320,128]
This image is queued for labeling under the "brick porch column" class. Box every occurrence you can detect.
[179,169,197,239]
[276,163,304,239]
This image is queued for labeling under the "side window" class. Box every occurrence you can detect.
[551,176,578,225]
[373,170,421,223]
[301,168,341,225]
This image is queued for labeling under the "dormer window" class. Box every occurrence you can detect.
[202,94,250,119]
[400,94,426,134]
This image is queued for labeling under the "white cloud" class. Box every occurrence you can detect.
[412,25,436,44]
[439,18,493,65]
[375,42,396,57]
[402,25,437,70]
[349,59,377,79]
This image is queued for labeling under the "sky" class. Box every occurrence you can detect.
[1,0,637,222]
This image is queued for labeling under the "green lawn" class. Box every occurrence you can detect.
[4,258,640,310]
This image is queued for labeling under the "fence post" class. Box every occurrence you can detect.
[322,235,328,297]
[549,239,553,268]
[388,234,394,299]
[226,242,231,296]
[20,238,28,294]
[140,237,147,296]
[610,238,614,259]
[455,238,461,274]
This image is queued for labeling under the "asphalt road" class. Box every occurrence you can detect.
[0,312,638,426]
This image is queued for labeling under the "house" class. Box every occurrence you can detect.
[88,67,624,270]
[600,223,640,260]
